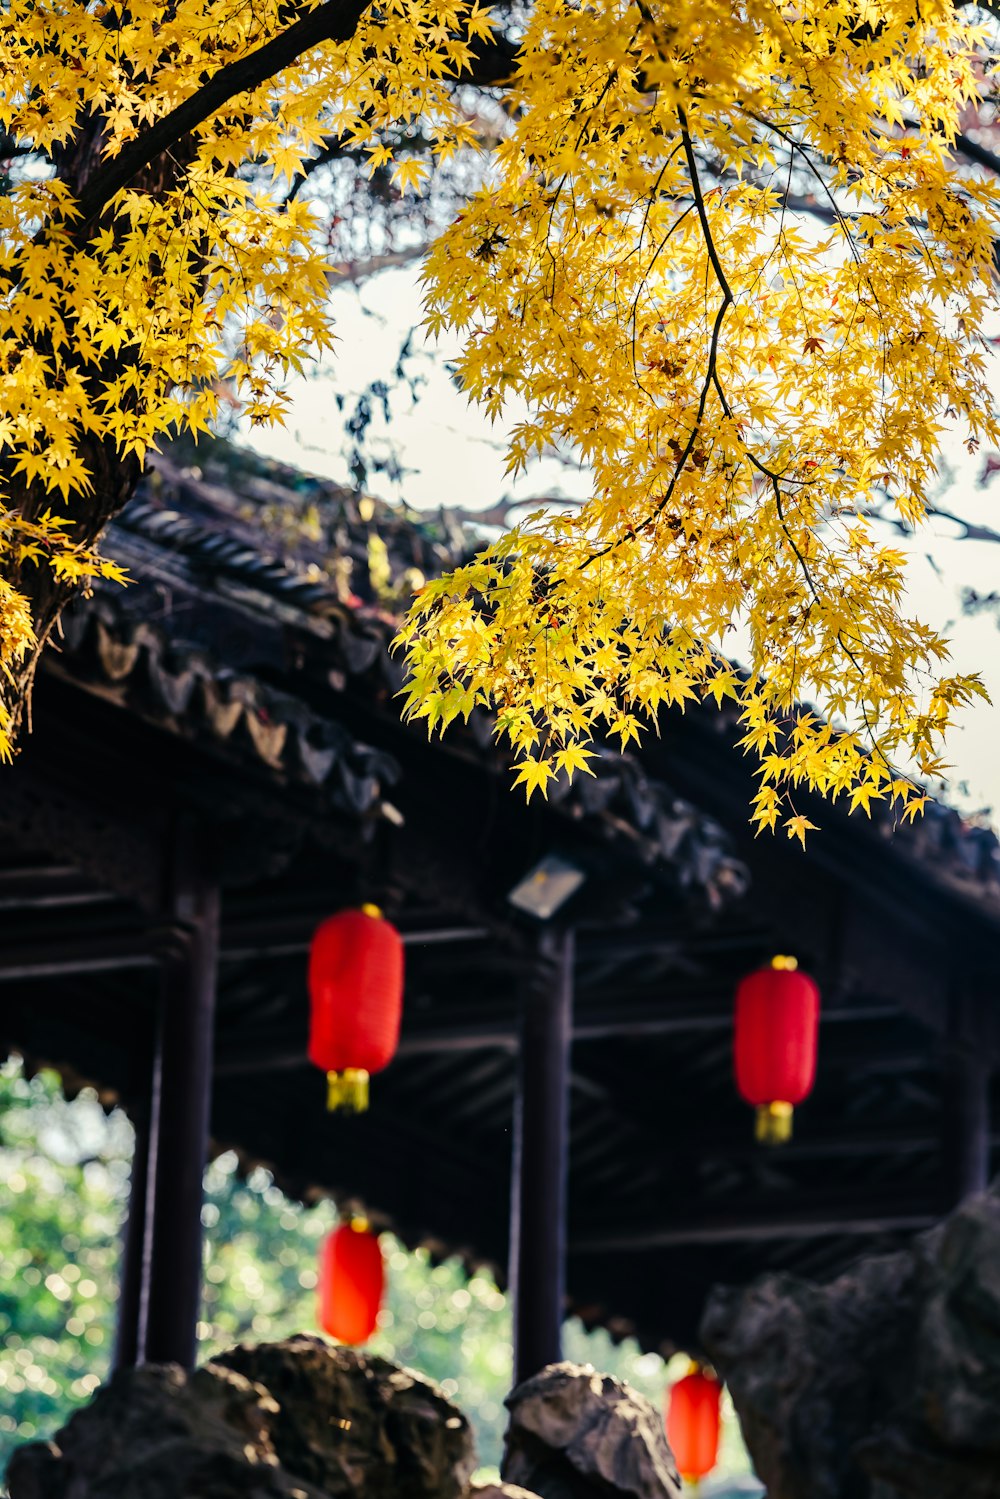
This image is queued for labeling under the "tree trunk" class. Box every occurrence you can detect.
[3,117,189,733]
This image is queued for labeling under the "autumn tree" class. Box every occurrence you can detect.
[0,0,997,833]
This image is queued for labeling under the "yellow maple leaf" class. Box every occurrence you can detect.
[785,816,819,848]
[511,757,557,801]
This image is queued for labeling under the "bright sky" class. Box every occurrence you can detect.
[243,265,1000,828]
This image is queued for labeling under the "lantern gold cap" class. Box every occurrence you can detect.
[327,1069,370,1113]
[755,1100,794,1145]
[360,902,382,919]
[770,954,798,971]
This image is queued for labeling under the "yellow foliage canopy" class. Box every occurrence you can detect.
[400,0,1000,832]
[0,0,995,834]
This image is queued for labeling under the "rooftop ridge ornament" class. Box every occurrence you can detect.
[734,955,820,1146]
[308,904,404,1113]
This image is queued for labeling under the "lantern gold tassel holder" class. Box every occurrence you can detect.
[326,1068,370,1113]
[755,1099,794,1145]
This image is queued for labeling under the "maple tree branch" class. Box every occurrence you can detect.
[953,132,1000,177]
[870,494,1000,545]
[947,130,1000,177]
[581,117,733,571]
[678,113,733,304]
[74,7,519,230]
[285,123,441,199]
[75,0,371,228]
[286,130,359,200]
[898,115,1000,177]
[926,501,1000,543]
[0,134,41,159]
[332,244,431,282]
[770,474,821,608]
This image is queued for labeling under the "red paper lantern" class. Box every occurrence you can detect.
[308,904,404,1111]
[318,1221,384,1345]
[734,955,819,1144]
[666,1367,721,1483]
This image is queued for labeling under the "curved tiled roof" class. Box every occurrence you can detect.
[81,436,1000,920]
[55,593,397,816]
[48,440,750,913]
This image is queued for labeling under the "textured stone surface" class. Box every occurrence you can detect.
[217,1337,476,1499]
[466,1484,540,1499]
[7,1336,476,1499]
[501,1362,681,1499]
[701,1182,1000,1499]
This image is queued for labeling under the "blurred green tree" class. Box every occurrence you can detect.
[0,1059,750,1482]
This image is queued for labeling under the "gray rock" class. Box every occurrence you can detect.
[501,1362,681,1499]
[217,1337,476,1499]
[5,1360,311,1499]
[466,1484,541,1499]
[7,1336,476,1499]
[701,1181,1000,1499]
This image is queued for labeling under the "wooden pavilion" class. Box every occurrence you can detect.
[2,437,998,1384]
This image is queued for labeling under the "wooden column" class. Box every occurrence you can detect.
[509,927,574,1386]
[142,828,220,1367]
[944,1046,991,1205]
[943,991,992,1206]
[114,1099,150,1370]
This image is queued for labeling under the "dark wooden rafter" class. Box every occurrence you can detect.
[569,1197,943,1252]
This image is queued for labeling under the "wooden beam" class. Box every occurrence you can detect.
[212,995,903,1076]
[219,921,493,963]
[509,928,574,1384]
[142,829,220,1368]
[596,1119,979,1168]
[0,936,156,980]
[0,924,491,982]
[570,1200,941,1252]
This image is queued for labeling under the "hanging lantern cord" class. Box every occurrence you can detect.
[755,1100,794,1145]
[327,1068,370,1113]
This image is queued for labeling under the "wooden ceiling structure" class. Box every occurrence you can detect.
[2,438,998,1372]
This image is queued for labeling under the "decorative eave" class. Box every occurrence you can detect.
[52,592,399,818]
[46,449,749,916]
